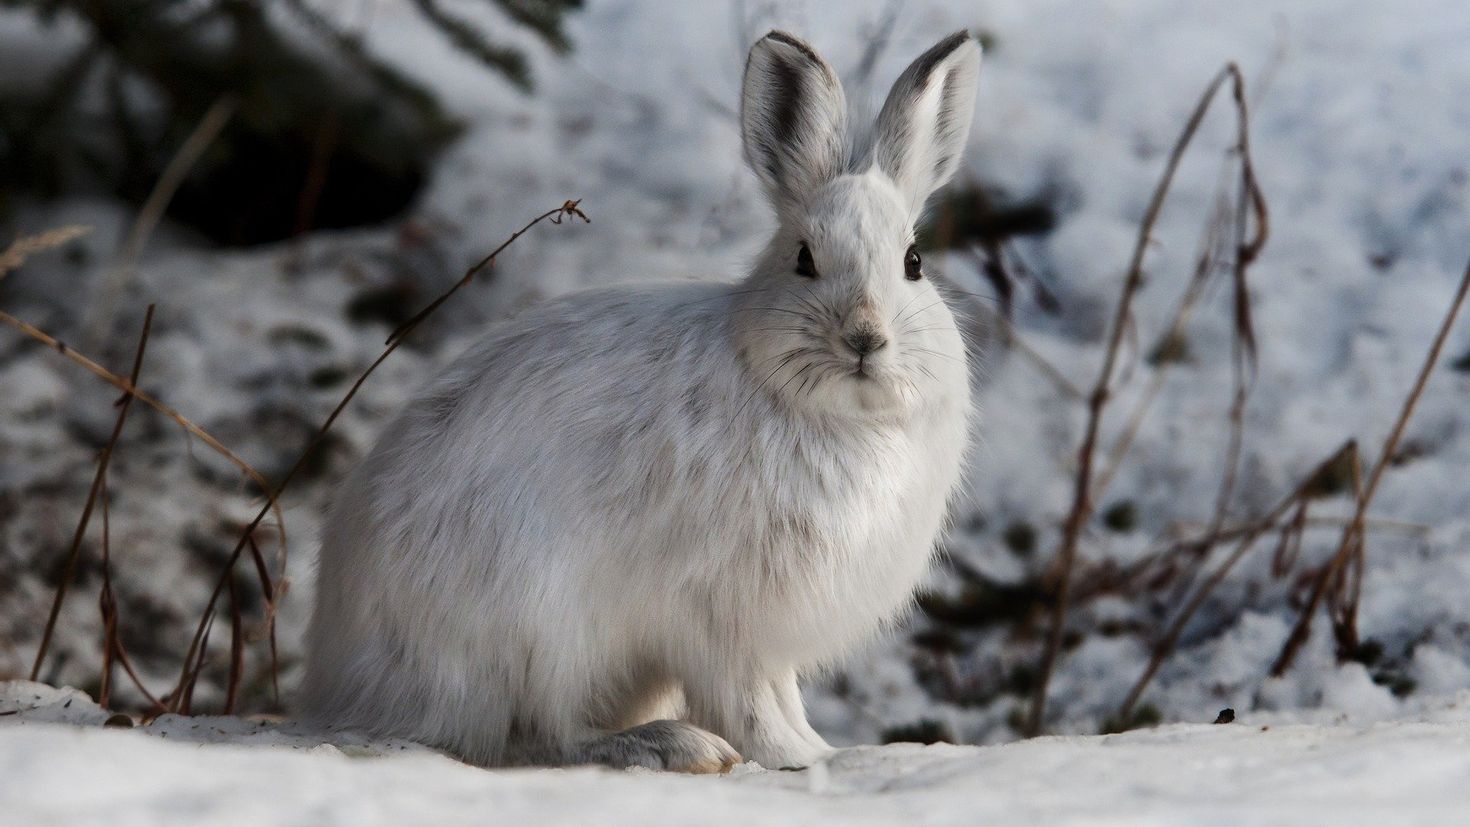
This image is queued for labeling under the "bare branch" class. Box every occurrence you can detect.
[1027,64,1265,736]
[31,306,155,681]
[1272,256,1470,675]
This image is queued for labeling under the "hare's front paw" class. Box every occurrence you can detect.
[575,720,741,774]
[743,736,835,771]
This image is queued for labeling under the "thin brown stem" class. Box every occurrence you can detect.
[1094,177,1233,499]
[97,472,116,709]
[1027,64,1259,736]
[246,535,280,704]
[1115,440,1358,723]
[0,226,90,277]
[224,574,244,715]
[31,305,155,681]
[1271,256,1470,675]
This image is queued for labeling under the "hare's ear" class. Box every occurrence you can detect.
[740,31,848,213]
[869,32,981,214]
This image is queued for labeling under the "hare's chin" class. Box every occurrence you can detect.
[841,371,911,415]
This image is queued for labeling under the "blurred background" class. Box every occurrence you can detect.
[2,0,1469,745]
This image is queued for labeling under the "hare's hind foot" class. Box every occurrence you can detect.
[572,720,741,774]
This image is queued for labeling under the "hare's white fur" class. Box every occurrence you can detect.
[303,30,982,771]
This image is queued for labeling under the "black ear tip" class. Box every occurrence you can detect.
[757,30,822,64]
[903,30,979,87]
[936,30,974,54]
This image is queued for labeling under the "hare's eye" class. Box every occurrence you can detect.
[796,243,819,279]
[904,245,923,281]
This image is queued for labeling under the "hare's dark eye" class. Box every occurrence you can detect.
[904,245,923,281]
[796,242,818,279]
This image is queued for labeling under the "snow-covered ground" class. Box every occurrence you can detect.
[4,0,1470,817]
[8,680,1470,825]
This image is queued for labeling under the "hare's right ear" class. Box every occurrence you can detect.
[869,32,981,216]
[740,31,848,214]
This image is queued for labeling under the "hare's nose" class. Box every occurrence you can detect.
[843,329,889,356]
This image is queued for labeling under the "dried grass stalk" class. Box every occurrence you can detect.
[1026,64,1266,736]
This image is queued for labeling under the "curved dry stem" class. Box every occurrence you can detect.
[0,226,90,276]
[1027,63,1266,736]
[30,306,155,682]
[1271,256,1470,675]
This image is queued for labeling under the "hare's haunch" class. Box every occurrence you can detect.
[303,30,982,771]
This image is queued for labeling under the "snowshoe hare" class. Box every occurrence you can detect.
[303,30,981,772]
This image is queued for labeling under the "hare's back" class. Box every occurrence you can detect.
[434,281,734,423]
[385,281,742,515]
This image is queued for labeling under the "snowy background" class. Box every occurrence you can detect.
[3,0,1470,820]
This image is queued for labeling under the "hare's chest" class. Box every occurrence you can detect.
[736,422,958,642]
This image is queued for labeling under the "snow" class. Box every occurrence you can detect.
[4,0,1470,819]
[7,680,1470,825]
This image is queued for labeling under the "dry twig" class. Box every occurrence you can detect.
[1114,440,1358,723]
[1026,64,1266,736]
[1093,171,1234,498]
[1271,256,1470,674]
[0,226,90,275]
[97,473,118,707]
[30,306,155,681]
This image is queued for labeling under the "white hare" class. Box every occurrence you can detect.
[302,30,981,772]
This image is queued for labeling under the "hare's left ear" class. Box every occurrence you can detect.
[869,32,982,214]
[741,31,848,215]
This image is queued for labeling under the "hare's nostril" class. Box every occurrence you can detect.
[843,330,889,356]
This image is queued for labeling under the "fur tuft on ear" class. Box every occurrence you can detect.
[740,31,848,216]
[868,31,982,215]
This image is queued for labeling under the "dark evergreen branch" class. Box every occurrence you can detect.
[489,0,583,53]
[410,0,531,90]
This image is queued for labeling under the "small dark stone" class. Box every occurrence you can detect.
[880,718,953,746]
[1005,664,1037,695]
[309,365,352,388]
[1102,501,1138,533]
[1350,639,1385,667]
[1213,708,1235,724]
[1370,669,1417,698]
[1002,521,1037,556]
[103,713,134,729]
[1389,677,1418,698]
[347,282,421,329]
